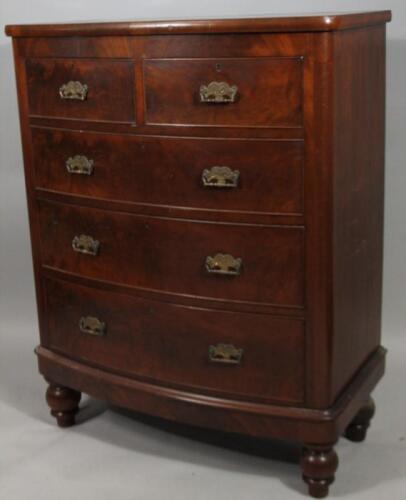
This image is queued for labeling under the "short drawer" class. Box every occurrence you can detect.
[26,58,134,122]
[38,201,304,308]
[32,128,304,216]
[43,278,305,404]
[144,57,303,128]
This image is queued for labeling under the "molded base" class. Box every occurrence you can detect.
[37,346,384,497]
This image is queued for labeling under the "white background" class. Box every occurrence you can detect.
[0,2,405,500]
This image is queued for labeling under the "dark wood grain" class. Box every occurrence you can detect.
[31,128,304,217]
[7,13,391,497]
[12,32,310,61]
[36,345,386,443]
[29,118,304,140]
[330,26,387,402]
[38,200,305,308]
[5,11,391,37]
[26,58,135,123]
[10,40,51,347]
[43,277,305,405]
[40,265,305,317]
[144,57,303,128]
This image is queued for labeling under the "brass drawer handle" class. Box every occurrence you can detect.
[79,316,106,336]
[66,155,94,175]
[202,166,240,188]
[72,234,100,256]
[205,253,242,276]
[209,343,243,365]
[200,81,238,103]
[59,81,88,100]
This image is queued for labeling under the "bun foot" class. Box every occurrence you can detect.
[345,397,376,442]
[46,382,81,427]
[306,479,331,499]
[301,444,339,498]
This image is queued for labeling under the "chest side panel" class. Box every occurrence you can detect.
[330,26,386,402]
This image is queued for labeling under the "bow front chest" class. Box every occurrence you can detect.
[6,11,391,497]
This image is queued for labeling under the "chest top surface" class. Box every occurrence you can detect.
[5,10,391,37]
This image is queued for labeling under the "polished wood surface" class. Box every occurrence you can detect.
[31,128,304,217]
[7,13,390,498]
[38,200,305,307]
[37,344,386,442]
[144,57,303,128]
[330,26,387,401]
[301,444,339,499]
[45,381,81,427]
[43,277,305,404]
[5,11,391,37]
[26,58,135,123]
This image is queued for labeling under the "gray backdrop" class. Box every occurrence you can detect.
[0,1,405,499]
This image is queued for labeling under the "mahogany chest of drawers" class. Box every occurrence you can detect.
[6,11,391,498]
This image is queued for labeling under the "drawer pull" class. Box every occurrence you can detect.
[72,234,100,256]
[205,253,242,276]
[202,166,240,188]
[59,81,88,101]
[66,155,94,175]
[200,81,238,103]
[79,316,106,336]
[209,343,243,364]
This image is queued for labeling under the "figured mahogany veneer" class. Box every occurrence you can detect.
[6,11,391,498]
[143,57,303,128]
[26,58,135,123]
[38,200,304,307]
[43,278,305,404]
[31,128,304,217]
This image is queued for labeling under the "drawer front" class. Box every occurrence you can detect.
[26,58,134,122]
[43,278,305,404]
[144,57,303,128]
[32,128,304,216]
[38,201,304,307]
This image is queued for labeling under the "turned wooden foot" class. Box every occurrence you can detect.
[300,444,339,498]
[345,397,376,442]
[45,381,81,427]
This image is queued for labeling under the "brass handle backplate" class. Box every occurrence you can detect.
[79,316,106,336]
[72,234,100,256]
[209,343,243,364]
[202,166,240,188]
[200,81,238,103]
[205,253,242,276]
[66,155,94,175]
[59,81,88,100]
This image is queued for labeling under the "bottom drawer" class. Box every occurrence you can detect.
[43,278,305,405]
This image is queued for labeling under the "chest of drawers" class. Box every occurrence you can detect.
[6,11,391,498]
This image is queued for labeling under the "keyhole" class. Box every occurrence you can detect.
[215,63,222,72]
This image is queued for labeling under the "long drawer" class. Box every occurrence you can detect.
[32,128,304,216]
[38,200,305,307]
[43,277,305,404]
